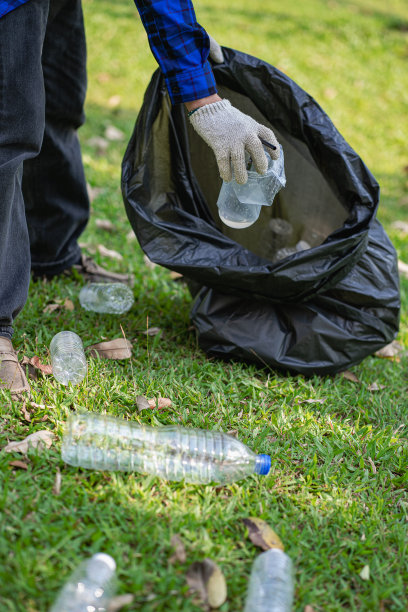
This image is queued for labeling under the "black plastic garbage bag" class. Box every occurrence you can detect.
[121,47,400,375]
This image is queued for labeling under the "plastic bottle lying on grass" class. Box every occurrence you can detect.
[244,548,294,612]
[79,282,134,314]
[49,553,116,612]
[50,331,87,386]
[61,411,271,484]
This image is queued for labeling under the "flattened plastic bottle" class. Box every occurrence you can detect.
[61,412,271,484]
[79,283,134,314]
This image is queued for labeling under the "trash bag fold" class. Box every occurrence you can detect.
[122,47,400,375]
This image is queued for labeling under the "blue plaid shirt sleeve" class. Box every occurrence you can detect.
[1,0,217,105]
[134,0,217,104]
[0,0,28,17]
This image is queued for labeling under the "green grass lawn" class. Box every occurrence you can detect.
[1,0,407,610]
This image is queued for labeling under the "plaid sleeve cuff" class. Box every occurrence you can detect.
[164,60,217,105]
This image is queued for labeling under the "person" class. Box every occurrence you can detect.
[0,0,280,393]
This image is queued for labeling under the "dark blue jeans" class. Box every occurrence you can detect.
[0,0,89,339]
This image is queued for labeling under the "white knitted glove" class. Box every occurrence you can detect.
[189,100,280,184]
[208,34,224,64]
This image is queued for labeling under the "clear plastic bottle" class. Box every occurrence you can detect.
[244,549,294,612]
[79,282,134,314]
[216,146,286,229]
[50,331,87,386]
[61,412,271,484]
[49,553,116,612]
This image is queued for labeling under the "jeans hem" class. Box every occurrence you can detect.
[0,326,13,339]
[31,244,82,277]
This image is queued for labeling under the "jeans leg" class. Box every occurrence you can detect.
[24,0,90,276]
[0,0,50,338]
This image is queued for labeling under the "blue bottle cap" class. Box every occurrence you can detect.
[255,454,271,476]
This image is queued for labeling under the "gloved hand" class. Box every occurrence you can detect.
[189,99,280,184]
[208,34,224,64]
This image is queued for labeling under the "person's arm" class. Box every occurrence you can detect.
[133,0,217,105]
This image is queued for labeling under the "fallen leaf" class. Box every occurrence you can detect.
[142,327,162,337]
[186,559,227,609]
[136,395,151,412]
[63,298,75,311]
[243,517,284,551]
[375,340,404,359]
[107,95,121,109]
[86,183,104,203]
[29,356,53,375]
[86,137,109,154]
[170,271,183,280]
[4,430,56,454]
[367,457,377,474]
[97,244,123,261]
[299,399,326,404]
[340,370,360,383]
[169,534,186,564]
[398,260,408,279]
[127,230,137,242]
[43,303,60,314]
[324,87,337,99]
[79,241,97,255]
[105,125,125,141]
[359,565,370,581]
[21,402,31,422]
[9,460,29,470]
[87,338,132,360]
[107,595,134,612]
[304,607,316,612]
[20,356,52,379]
[53,468,62,495]
[95,219,116,232]
[148,397,172,410]
[391,221,408,234]
[367,382,385,392]
[143,254,156,269]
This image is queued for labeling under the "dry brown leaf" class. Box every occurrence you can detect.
[107,95,121,109]
[186,559,227,609]
[142,327,162,336]
[97,244,123,261]
[79,241,97,255]
[170,271,183,280]
[105,125,125,141]
[304,607,316,612]
[9,460,29,470]
[53,468,62,495]
[21,402,31,422]
[243,517,284,551]
[340,370,360,383]
[4,430,56,454]
[392,221,408,234]
[86,138,109,154]
[43,303,60,314]
[375,340,404,359]
[136,395,151,411]
[143,254,156,269]
[398,260,408,279]
[126,230,137,242]
[107,595,134,612]
[147,397,172,410]
[367,382,385,392]
[63,298,75,311]
[87,338,132,360]
[96,219,116,232]
[20,356,52,379]
[169,534,186,564]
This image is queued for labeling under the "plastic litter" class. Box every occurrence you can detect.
[244,548,294,612]
[49,553,116,612]
[79,282,134,314]
[61,411,271,484]
[50,331,87,386]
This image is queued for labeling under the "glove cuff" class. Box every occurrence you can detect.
[189,99,231,121]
